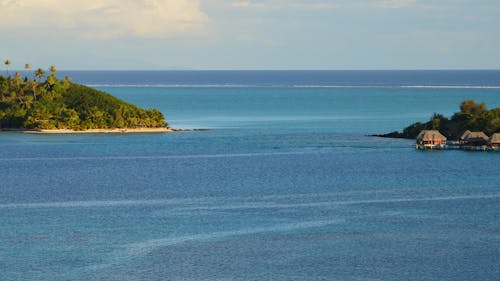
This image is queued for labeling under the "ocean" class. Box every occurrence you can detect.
[1,71,500,280]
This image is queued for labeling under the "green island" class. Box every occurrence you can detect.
[0,62,169,133]
[379,99,500,139]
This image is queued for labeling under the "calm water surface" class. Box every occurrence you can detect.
[1,71,500,281]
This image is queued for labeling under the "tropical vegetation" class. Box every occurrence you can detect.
[0,61,168,130]
[382,100,500,139]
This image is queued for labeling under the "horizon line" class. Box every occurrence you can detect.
[5,69,500,72]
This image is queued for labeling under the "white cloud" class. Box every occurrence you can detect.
[231,1,264,8]
[290,2,339,10]
[0,0,210,39]
[229,1,337,10]
[227,0,418,11]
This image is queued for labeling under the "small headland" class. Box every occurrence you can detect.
[374,100,500,151]
[0,62,172,133]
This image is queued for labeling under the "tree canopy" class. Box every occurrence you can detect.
[383,100,500,139]
[0,64,168,130]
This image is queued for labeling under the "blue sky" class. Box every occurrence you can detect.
[1,0,499,70]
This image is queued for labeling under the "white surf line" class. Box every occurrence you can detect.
[175,193,500,211]
[84,219,342,271]
[219,189,400,202]
[401,85,500,89]
[294,85,500,89]
[121,220,342,258]
[0,151,312,162]
[0,198,209,209]
[2,193,499,210]
[0,189,397,210]
[87,84,500,89]
[348,193,500,204]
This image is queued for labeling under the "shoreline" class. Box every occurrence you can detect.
[0,127,208,134]
[1,127,174,134]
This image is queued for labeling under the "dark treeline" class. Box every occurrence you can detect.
[381,100,500,139]
[0,62,167,130]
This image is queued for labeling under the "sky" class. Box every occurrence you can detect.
[0,0,499,70]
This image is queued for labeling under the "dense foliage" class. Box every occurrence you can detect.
[382,100,500,139]
[0,67,167,130]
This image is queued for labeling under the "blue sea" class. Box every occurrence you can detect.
[1,71,500,281]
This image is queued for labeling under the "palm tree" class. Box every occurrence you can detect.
[47,66,57,89]
[14,72,22,85]
[33,68,45,100]
[24,64,31,80]
[32,80,38,100]
[35,68,45,82]
[14,72,24,103]
[62,75,72,90]
[46,75,57,89]
[24,95,34,110]
[4,60,11,76]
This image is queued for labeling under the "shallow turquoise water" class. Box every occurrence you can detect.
[1,74,500,280]
[102,86,500,132]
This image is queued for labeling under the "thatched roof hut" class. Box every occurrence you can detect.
[463,131,489,146]
[416,130,447,149]
[490,133,500,146]
[416,130,447,143]
[459,130,472,141]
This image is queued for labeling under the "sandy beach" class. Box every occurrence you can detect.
[3,127,175,134]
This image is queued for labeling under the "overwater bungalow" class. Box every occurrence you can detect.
[490,133,500,151]
[458,130,472,145]
[416,130,447,150]
[461,131,489,150]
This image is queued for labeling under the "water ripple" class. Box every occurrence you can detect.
[2,193,499,210]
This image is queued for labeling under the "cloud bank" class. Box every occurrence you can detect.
[228,0,418,10]
[0,0,209,39]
